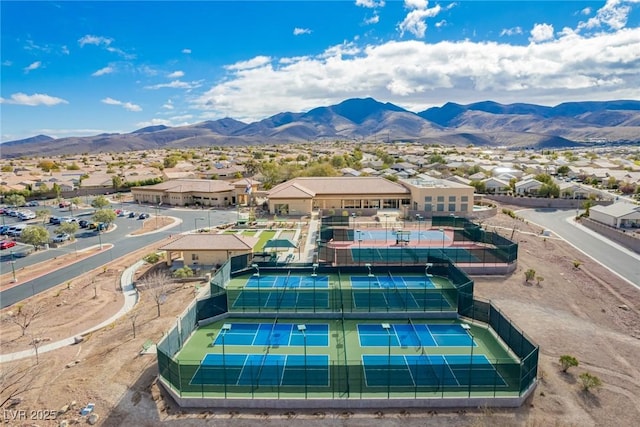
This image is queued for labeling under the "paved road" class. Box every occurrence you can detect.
[0,205,236,308]
[517,208,640,288]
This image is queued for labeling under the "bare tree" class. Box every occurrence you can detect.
[2,304,43,337]
[129,312,139,338]
[0,363,40,408]
[139,270,172,317]
[29,330,45,365]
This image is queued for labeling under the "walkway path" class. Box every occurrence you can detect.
[0,260,142,363]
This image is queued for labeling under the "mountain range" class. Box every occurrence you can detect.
[2,98,639,158]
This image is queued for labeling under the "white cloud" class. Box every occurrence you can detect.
[135,118,172,128]
[398,1,442,38]
[23,61,42,73]
[162,100,175,110]
[182,48,192,54]
[61,45,70,55]
[2,60,12,66]
[0,92,68,106]
[168,70,185,78]
[435,20,447,28]
[101,97,142,112]
[225,56,272,71]
[144,80,201,90]
[529,23,555,43]
[92,66,114,76]
[578,0,633,31]
[356,0,385,8]
[78,34,113,47]
[364,14,380,25]
[293,27,312,36]
[191,29,640,122]
[78,34,134,58]
[581,7,592,15]
[500,27,523,37]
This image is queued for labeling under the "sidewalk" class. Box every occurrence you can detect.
[0,261,142,363]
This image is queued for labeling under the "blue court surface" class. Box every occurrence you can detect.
[350,275,435,289]
[358,323,475,347]
[213,323,329,347]
[352,290,452,311]
[356,230,449,242]
[231,289,331,309]
[362,354,507,387]
[245,275,330,288]
[191,353,330,386]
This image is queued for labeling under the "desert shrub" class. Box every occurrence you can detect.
[559,355,579,372]
[144,253,161,264]
[579,372,602,392]
[173,266,194,278]
[524,268,536,282]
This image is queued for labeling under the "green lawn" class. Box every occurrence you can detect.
[254,230,277,251]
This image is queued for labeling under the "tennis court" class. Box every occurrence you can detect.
[356,230,449,242]
[191,353,330,386]
[232,274,331,309]
[362,354,507,387]
[245,274,330,288]
[351,275,435,289]
[213,322,329,347]
[357,323,474,347]
[351,289,452,311]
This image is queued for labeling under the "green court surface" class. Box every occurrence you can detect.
[173,318,520,398]
[224,272,458,313]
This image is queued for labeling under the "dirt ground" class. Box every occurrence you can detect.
[1,207,639,427]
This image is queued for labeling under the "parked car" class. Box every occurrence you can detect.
[138,213,150,219]
[78,219,90,228]
[52,233,71,243]
[0,240,17,250]
[18,210,36,220]
[6,224,27,237]
[49,216,62,225]
[79,403,95,416]
[25,201,40,207]
[128,211,137,218]
[59,201,70,208]
[0,225,10,235]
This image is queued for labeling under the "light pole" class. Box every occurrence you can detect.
[251,263,260,310]
[416,214,422,244]
[207,208,211,230]
[312,263,318,312]
[439,227,445,256]
[195,217,204,233]
[9,250,17,283]
[382,323,391,399]
[461,323,474,397]
[384,214,389,243]
[97,228,103,250]
[221,323,232,397]
[357,231,362,266]
[366,263,374,311]
[297,324,308,398]
[351,212,356,230]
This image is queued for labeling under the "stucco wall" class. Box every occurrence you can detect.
[484,195,613,209]
[580,218,640,254]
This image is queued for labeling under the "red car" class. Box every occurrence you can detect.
[0,240,17,250]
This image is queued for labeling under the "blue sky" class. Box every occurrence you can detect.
[1,0,639,142]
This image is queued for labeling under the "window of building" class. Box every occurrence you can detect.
[448,203,456,211]
[191,254,199,261]
[437,203,444,212]
[449,196,456,202]
[461,196,469,202]
[424,196,432,202]
[383,199,398,209]
[424,203,432,212]
[461,204,468,211]
[437,196,444,202]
